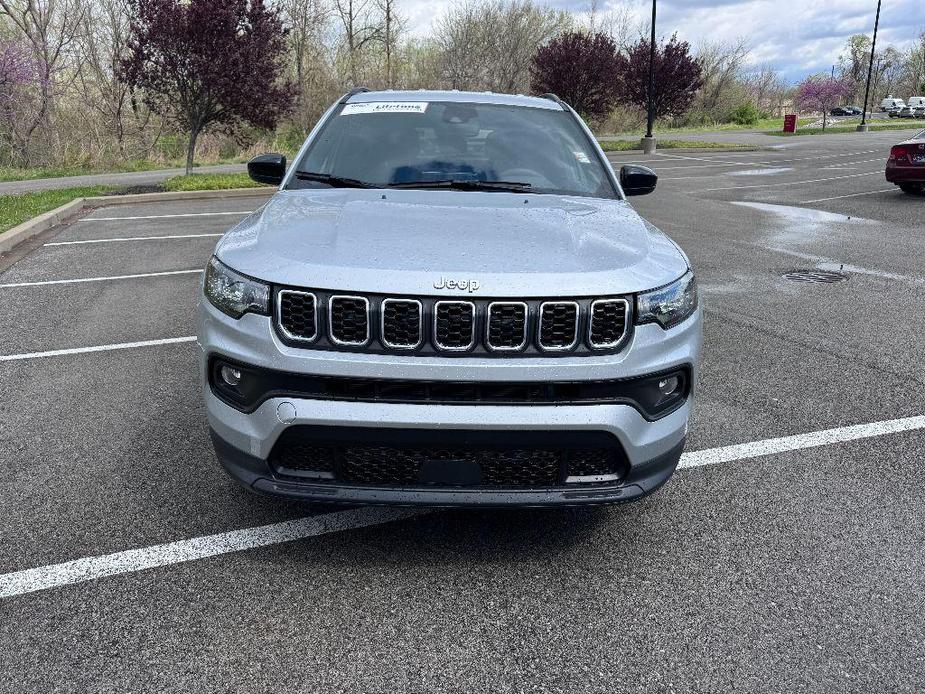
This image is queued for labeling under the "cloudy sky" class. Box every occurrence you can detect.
[401,0,925,83]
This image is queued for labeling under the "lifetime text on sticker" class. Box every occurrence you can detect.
[341,102,429,115]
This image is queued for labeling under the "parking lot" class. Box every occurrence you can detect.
[2,126,924,692]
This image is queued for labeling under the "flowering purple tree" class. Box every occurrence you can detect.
[613,35,704,121]
[530,31,620,122]
[795,75,856,131]
[0,39,43,163]
[120,0,297,174]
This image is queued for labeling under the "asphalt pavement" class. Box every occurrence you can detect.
[1,127,925,692]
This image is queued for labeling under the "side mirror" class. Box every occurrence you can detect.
[248,153,286,186]
[620,164,657,196]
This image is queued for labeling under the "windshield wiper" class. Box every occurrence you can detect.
[294,171,377,188]
[388,179,532,192]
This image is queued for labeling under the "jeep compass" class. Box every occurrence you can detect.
[197,89,702,506]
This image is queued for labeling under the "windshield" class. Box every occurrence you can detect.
[290,101,617,199]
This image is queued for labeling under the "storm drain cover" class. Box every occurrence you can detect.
[782,269,848,284]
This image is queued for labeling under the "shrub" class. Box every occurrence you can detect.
[729,102,760,125]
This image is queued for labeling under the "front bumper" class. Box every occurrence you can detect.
[211,426,685,506]
[198,298,701,507]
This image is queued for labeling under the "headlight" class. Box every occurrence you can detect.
[636,270,697,329]
[203,256,269,319]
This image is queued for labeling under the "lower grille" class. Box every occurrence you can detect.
[269,427,629,488]
[272,440,335,478]
[564,449,624,482]
[344,446,422,484]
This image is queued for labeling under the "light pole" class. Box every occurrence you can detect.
[857,0,882,132]
[870,56,882,114]
[641,0,657,153]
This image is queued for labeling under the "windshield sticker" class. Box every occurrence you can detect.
[573,151,591,163]
[341,102,429,115]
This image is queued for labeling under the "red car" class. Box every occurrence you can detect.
[886,130,925,194]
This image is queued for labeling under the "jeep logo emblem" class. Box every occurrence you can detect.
[434,277,480,292]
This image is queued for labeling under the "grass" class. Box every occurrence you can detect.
[599,117,815,137]
[0,185,118,234]
[597,139,758,152]
[1,172,265,236]
[162,172,267,191]
[767,122,925,136]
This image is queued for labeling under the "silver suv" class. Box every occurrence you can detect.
[197,89,702,506]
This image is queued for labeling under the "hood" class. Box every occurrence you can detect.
[215,189,688,297]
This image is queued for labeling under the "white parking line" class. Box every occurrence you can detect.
[655,153,769,167]
[1,413,924,598]
[0,269,202,288]
[679,416,925,468]
[45,233,223,246]
[80,211,253,222]
[692,170,881,192]
[821,158,885,169]
[801,188,897,204]
[0,508,422,599]
[0,336,196,362]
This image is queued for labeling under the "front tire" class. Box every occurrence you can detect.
[899,183,924,195]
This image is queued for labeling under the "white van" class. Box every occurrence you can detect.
[881,97,906,111]
[908,97,925,109]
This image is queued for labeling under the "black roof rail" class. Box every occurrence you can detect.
[339,87,370,104]
[540,93,567,109]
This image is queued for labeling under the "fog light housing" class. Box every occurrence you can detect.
[658,376,679,396]
[220,365,242,386]
[619,368,690,419]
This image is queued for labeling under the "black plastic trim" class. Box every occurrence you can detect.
[210,428,685,507]
[539,93,567,109]
[339,87,370,103]
[208,354,691,421]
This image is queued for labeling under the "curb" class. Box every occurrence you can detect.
[0,187,274,254]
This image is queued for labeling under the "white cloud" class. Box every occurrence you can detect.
[400,0,925,82]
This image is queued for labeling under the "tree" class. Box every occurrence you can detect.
[0,38,39,161]
[377,0,406,89]
[614,35,704,122]
[334,0,382,86]
[743,64,787,116]
[120,0,296,174]
[530,31,619,122]
[794,75,854,131]
[694,38,750,120]
[0,0,86,165]
[434,0,567,93]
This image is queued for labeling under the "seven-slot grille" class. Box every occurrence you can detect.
[276,290,631,356]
